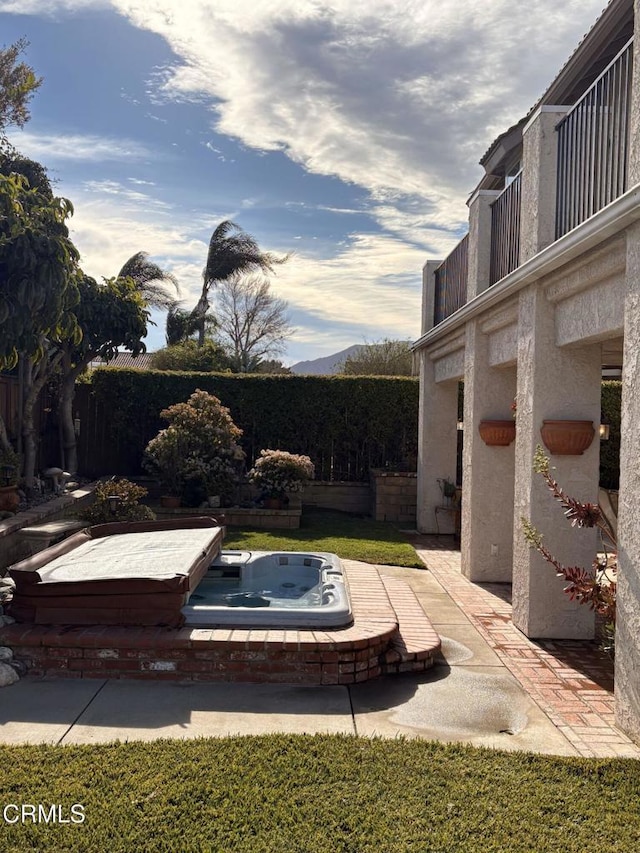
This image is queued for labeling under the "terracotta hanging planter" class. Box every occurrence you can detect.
[478,420,516,446]
[540,420,595,455]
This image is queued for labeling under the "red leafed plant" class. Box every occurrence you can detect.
[522,445,616,654]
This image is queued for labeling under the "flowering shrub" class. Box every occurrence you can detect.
[81,478,156,524]
[143,389,245,505]
[248,450,314,499]
[522,445,616,655]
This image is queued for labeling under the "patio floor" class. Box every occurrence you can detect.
[405,534,639,758]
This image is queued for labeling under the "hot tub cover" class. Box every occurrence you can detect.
[9,517,223,627]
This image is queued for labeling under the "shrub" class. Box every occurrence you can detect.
[248,450,314,500]
[522,446,616,655]
[143,389,245,505]
[81,478,156,524]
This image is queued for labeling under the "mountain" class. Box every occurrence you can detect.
[289,345,363,375]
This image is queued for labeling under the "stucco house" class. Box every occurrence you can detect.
[413,0,640,742]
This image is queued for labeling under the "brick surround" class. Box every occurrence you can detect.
[0,561,440,684]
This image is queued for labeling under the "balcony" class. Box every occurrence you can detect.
[489,171,522,285]
[556,38,633,239]
[433,234,469,325]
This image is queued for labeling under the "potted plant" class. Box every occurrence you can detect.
[248,450,315,509]
[0,445,21,513]
[143,389,245,509]
[143,428,186,506]
[81,478,156,524]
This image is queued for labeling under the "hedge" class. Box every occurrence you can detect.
[74,371,621,488]
[600,380,621,489]
[75,370,420,481]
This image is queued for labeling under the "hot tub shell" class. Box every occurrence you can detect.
[183,550,352,628]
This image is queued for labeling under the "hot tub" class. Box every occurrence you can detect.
[182,550,352,628]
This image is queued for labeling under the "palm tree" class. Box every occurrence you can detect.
[165,304,217,346]
[117,251,179,310]
[192,220,287,346]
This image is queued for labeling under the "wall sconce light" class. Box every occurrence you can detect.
[73,415,81,436]
[456,420,464,431]
[107,494,122,516]
[599,420,610,441]
[1,465,13,486]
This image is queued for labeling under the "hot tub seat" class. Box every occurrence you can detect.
[8,517,224,627]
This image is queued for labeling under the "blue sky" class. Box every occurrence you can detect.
[0,0,606,363]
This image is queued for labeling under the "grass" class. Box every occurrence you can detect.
[1,735,639,852]
[223,508,424,568]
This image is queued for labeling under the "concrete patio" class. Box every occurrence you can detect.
[1,535,637,758]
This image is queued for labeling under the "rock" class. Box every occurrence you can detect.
[0,662,19,686]
[0,614,15,627]
[0,647,13,663]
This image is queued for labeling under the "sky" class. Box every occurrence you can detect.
[0,0,607,364]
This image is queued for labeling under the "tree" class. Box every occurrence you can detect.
[150,340,231,373]
[116,251,178,311]
[165,304,216,346]
[191,220,288,346]
[0,38,42,134]
[0,162,81,487]
[339,339,416,376]
[254,360,292,375]
[213,275,294,372]
[56,252,177,473]
[57,274,150,473]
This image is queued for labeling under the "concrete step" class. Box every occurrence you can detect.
[380,575,441,674]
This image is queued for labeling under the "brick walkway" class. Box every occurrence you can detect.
[412,535,640,758]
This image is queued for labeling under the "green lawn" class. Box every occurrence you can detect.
[1,735,639,852]
[223,508,423,568]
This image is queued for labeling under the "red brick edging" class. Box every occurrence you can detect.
[0,561,440,685]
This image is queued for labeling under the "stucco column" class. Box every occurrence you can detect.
[627,3,640,186]
[467,190,501,299]
[513,283,601,639]
[461,320,516,581]
[519,106,569,263]
[416,351,459,534]
[615,219,640,742]
[422,260,443,334]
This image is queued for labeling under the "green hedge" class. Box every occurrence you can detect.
[76,370,420,481]
[600,380,621,489]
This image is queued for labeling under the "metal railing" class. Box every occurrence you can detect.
[489,171,522,285]
[556,38,633,239]
[434,234,469,324]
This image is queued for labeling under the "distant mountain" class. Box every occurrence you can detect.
[289,345,363,375]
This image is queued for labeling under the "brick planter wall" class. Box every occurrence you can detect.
[371,470,417,524]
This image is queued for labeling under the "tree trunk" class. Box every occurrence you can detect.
[59,362,85,474]
[0,413,12,455]
[21,350,64,493]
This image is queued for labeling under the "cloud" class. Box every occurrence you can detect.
[10,131,155,163]
[1,0,610,358]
